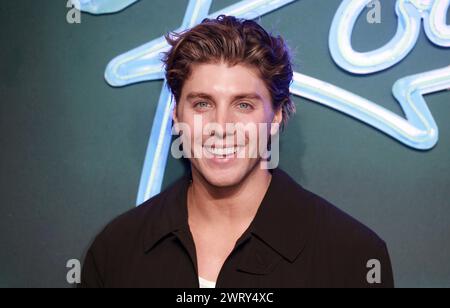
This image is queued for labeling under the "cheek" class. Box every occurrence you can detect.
[240,107,274,125]
[176,107,196,127]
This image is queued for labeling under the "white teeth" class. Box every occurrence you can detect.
[205,146,241,156]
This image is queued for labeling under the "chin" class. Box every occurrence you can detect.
[207,176,242,188]
[194,158,260,188]
[202,167,244,188]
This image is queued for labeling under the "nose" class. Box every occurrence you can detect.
[208,105,235,139]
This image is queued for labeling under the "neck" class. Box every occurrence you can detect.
[187,165,272,229]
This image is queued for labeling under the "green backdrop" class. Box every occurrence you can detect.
[1,0,449,287]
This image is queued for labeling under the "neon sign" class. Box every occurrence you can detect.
[77,0,449,204]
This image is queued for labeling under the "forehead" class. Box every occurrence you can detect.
[181,61,270,100]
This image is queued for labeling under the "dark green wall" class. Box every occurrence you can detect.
[1,0,449,287]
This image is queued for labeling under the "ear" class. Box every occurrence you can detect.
[172,101,178,124]
[271,106,283,135]
[172,101,181,134]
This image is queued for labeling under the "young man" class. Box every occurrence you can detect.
[81,15,394,288]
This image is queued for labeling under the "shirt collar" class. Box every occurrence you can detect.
[143,167,316,262]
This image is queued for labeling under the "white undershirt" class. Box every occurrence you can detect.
[199,276,216,288]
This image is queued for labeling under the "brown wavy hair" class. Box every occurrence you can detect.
[162,14,295,130]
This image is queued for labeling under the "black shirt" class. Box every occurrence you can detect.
[80,168,394,288]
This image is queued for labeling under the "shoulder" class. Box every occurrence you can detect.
[309,191,394,287]
[276,168,388,256]
[277,169,393,287]
[87,175,185,255]
[80,176,187,287]
[309,189,386,251]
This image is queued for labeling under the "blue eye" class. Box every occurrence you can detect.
[238,102,252,110]
[195,101,210,109]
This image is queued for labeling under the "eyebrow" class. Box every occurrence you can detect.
[185,92,263,102]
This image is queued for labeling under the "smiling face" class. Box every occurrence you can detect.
[172,61,282,188]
